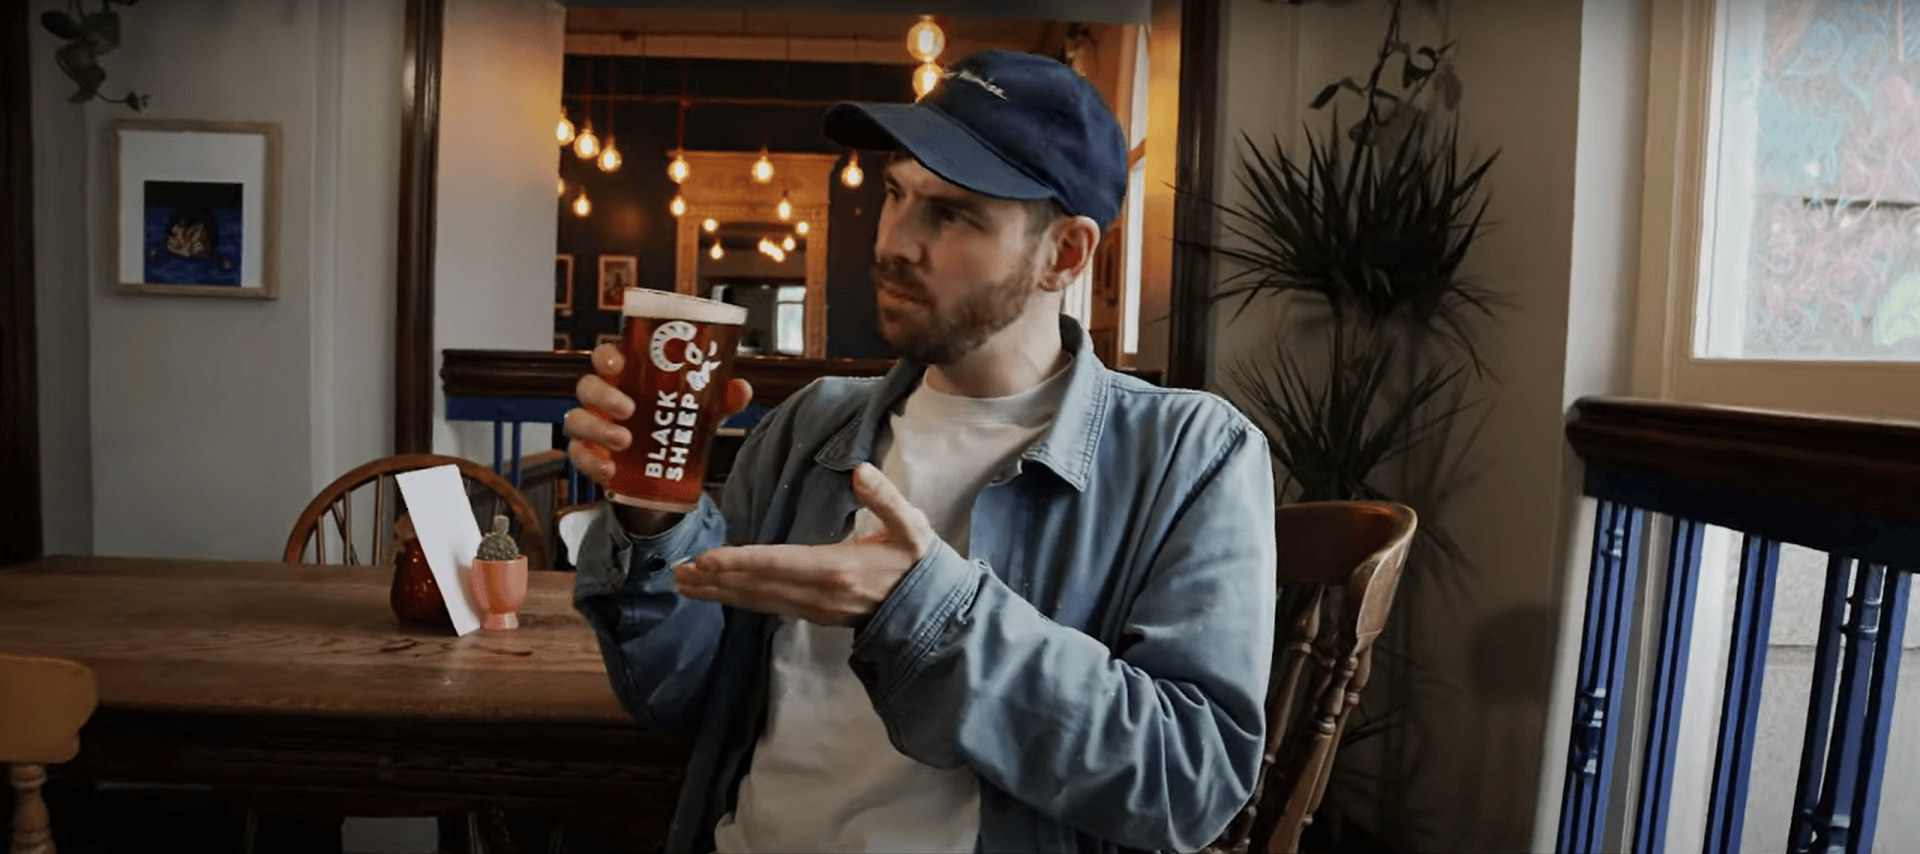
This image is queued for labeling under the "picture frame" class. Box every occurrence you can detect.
[555,253,573,314]
[111,119,281,298]
[554,332,570,351]
[597,254,637,311]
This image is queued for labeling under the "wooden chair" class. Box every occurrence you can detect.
[1207,501,1418,854]
[283,452,549,572]
[1,653,98,854]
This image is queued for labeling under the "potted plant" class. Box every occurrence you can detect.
[1185,1,1503,848]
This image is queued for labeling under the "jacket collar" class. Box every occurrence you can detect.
[816,315,1111,491]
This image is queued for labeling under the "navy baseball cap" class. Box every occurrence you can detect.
[823,50,1129,228]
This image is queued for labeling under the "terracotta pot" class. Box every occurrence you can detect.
[390,537,453,631]
[469,556,529,631]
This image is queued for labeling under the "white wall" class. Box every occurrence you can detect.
[431,0,567,462]
[32,0,404,560]
[1207,0,1648,850]
[33,1,93,555]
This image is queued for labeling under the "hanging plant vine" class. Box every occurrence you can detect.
[42,0,150,111]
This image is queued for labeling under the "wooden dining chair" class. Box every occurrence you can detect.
[1206,501,1418,854]
[1,653,98,854]
[283,452,550,572]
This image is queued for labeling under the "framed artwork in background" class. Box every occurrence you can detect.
[111,119,281,298]
[555,253,573,314]
[597,255,636,311]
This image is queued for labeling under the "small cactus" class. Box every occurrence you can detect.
[476,515,520,562]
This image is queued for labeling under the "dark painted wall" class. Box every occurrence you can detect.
[554,56,909,359]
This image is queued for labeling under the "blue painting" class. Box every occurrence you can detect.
[143,180,243,287]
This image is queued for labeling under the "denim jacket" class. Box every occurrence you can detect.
[574,318,1277,854]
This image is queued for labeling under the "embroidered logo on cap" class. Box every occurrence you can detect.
[943,68,1008,100]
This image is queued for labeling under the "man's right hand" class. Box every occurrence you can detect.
[565,342,753,535]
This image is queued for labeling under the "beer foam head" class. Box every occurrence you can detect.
[622,287,748,325]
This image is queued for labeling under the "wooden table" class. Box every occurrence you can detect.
[0,556,686,828]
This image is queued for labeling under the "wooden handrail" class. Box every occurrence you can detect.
[441,350,896,409]
[442,349,1164,409]
[1566,396,1920,526]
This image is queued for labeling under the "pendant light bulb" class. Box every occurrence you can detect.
[782,235,796,252]
[913,61,943,100]
[795,221,809,236]
[573,124,600,160]
[670,194,687,217]
[840,154,864,189]
[776,193,792,221]
[668,152,690,183]
[751,150,775,184]
[557,176,566,197]
[556,108,576,145]
[907,16,945,63]
[702,218,718,233]
[709,241,724,260]
[572,191,591,217]
[597,139,622,173]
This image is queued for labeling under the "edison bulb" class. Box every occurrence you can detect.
[702,218,718,233]
[768,246,786,263]
[776,195,792,221]
[709,242,724,260]
[751,152,775,184]
[906,16,945,63]
[573,125,600,159]
[556,108,576,145]
[840,155,864,188]
[557,176,565,197]
[782,235,796,251]
[597,142,622,173]
[913,62,943,100]
[670,194,686,217]
[795,221,809,236]
[668,152,690,183]
[572,192,591,217]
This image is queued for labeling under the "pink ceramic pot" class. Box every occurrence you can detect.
[469,556,528,631]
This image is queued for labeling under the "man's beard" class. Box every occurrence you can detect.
[871,256,1039,365]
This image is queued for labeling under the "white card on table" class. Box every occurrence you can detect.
[395,464,484,636]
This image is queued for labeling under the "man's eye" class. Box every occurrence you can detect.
[932,205,961,223]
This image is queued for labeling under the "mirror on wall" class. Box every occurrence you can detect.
[698,221,810,356]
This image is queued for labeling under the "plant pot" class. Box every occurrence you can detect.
[390,537,453,631]
[469,556,528,631]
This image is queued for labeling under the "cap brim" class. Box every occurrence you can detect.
[823,102,1054,202]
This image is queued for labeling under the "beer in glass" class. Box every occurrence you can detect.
[606,288,747,513]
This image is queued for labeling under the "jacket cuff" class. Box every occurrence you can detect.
[848,537,982,702]
[572,496,716,598]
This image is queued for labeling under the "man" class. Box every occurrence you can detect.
[565,50,1276,854]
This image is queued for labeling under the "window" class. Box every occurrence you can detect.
[774,284,805,356]
[1636,0,1920,420]
[1696,0,1920,362]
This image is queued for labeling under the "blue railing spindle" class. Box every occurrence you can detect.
[1851,565,1910,854]
[1701,535,1781,854]
[1558,500,1647,854]
[1633,519,1706,854]
[1809,561,1889,854]
[1790,556,1856,854]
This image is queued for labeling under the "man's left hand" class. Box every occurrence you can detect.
[674,463,934,626]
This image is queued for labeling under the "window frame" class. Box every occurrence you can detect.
[1632,0,1920,421]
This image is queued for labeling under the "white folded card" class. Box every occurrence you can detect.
[395,464,484,636]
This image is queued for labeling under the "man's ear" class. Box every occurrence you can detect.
[1038,216,1101,293]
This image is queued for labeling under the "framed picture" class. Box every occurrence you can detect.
[554,253,573,314]
[597,254,637,311]
[595,333,622,349]
[112,119,281,298]
[554,332,570,351]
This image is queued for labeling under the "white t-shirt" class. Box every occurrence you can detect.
[711,363,1072,853]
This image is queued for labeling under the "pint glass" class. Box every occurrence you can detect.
[606,288,747,513]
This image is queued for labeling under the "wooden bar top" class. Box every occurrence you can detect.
[0,556,631,727]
